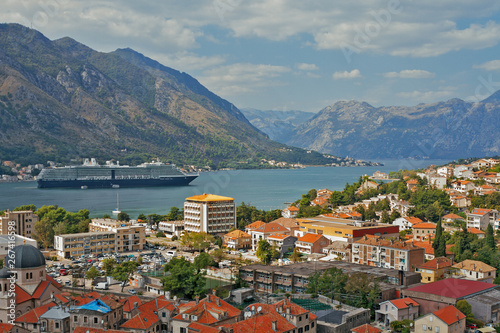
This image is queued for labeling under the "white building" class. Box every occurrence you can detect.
[183,194,236,234]
[0,235,37,260]
[158,220,184,238]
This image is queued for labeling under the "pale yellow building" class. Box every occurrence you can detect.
[89,219,145,252]
[0,210,38,238]
[54,231,116,258]
[184,194,236,234]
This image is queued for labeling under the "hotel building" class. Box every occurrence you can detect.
[184,194,236,234]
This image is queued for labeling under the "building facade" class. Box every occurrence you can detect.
[0,210,38,238]
[184,194,236,234]
[89,219,145,252]
[54,231,116,258]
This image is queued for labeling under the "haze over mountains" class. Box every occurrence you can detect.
[0,24,331,167]
[244,94,500,160]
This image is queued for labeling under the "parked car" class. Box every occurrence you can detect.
[128,289,137,294]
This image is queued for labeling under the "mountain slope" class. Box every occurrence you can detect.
[0,23,330,167]
[286,97,500,159]
[240,108,313,142]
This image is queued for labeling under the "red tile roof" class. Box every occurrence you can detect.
[413,222,437,229]
[72,291,101,306]
[246,221,265,230]
[286,206,299,212]
[433,305,466,325]
[467,228,485,235]
[187,322,222,333]
[73,327,129,333]
[54,293,70,304]
[224,229,251,239]
[14,285,32,304]
[121,296,176,330]
[31,280,50,299]
[254,222,289,234]
[470,208,492,216]
[120,295,142,312]
[351,324,383,333]
[415,257,453,270]
[172,294,240,325]
[406,278,496,299]
[224,312,295,333]
[15,302,56,324]
[389,298,420,309]
[404,216,423,225]
[442,214,463,220]
[298,233,324,244]
[0,324,13,333]
[267,233,292,240]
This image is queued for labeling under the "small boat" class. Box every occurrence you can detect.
[112,184,120,189]
[81,185,88,189]
[112,193,121,214]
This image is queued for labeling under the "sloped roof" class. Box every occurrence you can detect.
[416,257,453,270]
[467,228,485,235]
[433,305,466,325]
[121,296,176,330]
[356,236,421,250]
[172,294,240,324]
[186,194,234,202]
[73,327,129,333]
[404,216,423,225]
[267,233,292,240]
[120,295,142,312]
[224,229,251,239]
[224,312,295,333]
[442,214,463,220]
[14,284,32,304]
[246,221,265,230]
[413,222,437,229]
[452,259,496,272]
[389,298,420,309]
[272,217,299,228]
[285,206,299,212]
[351,324,383,333]
[0,324,13,333]
[406,278,495,299]
[470,208,492,216]
[254,222,289,234]
[187,322,222,333]
[298,233,324,244]
[15,302,56,324]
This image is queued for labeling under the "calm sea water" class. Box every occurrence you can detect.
[0,159,448,218]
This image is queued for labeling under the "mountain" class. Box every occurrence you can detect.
[0,24,331,167]
[286,97,500,159]
[240,108,313,142]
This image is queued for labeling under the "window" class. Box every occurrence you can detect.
[423,325,427,331]
[84,316,88,323]
[94,317,98,324]
[55,322,59,329]
[74,316,78,322]
[299,316,302,321]
[305,325,310,331]
[435,327,440,333]
[430,316,433,322]
[311,322,315,328]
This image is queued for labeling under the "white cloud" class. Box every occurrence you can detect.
[296,63,319,71]
[151,52,226,72]
[397,88,457,103]
[474,60,500,71]
[333,69,362,80]
[199,63,291,97]
[384,70,435,79]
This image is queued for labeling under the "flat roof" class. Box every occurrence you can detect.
[297,217,395,231]
[185,193,234,202]
[56,231,115,238]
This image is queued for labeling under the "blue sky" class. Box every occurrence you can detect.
[3,0,500,111]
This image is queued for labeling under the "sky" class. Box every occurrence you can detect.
[3,0,500,112]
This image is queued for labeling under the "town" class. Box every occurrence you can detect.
[0,157,499,333]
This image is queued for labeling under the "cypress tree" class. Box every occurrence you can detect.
[433,219,443,251]
[486,224,496,249]
[436,234,446,257]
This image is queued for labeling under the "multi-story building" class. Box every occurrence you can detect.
[223,229,252,250]
[70,295,124,331]
[89,219,145,252]
[183,194,236,234]
[0,210,38,238]
[266,234,297,257]
[296,217,399,243]
[54,231,116,258]
[351,236,425,271]
[451,259,497,283]
[467,208,500,230]
[158,220,184,238]
[250,222,290,251]
[282,206,299,218]
[415,257,454,283]
[414,305,465,333]
[412,222,437,241]
[375,298,420,326]
[295,233,330,255]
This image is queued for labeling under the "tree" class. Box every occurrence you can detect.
[53,221,68,235]
[162,257,207,299]
[289,248,303,263]
[34,217,55,249]
[102,258,117,276]
[433,219,443,254]
[14,204,37,212]
[306,267,347,298]
[194,252,215,271]
[117,212,130,222]
[456,300,474,320]
[85,266,100,290]
[113,261,140,292]
[486,224,496,249]
[380,210,390,224]
[166,206,183,221]
[156,231,166,238]
[256,239,273,264]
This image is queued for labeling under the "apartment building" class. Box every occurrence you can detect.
[467,208,500,230]
[351,236,425,271]
[183,194,236,234]
[296,233,330,255]
[0,209,38,238]
[266,234,297,257]
[412,223,437,241]
[158,220,184,238]
[89,219,145,252]
[250,222,290,251]
[223,229,252,250]
[54,231,116,258]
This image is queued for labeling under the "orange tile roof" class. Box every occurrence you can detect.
[467,228,485,234]
[120,295,142,312]
[406,179,419,184]
[15,302,56,324]
[350,211,362,217]
[14,285,32,304]
[409,241,454,256]
[186,194,234,202]
[286,206,299,212]
[254,222,289,233]
[0,324,14,333]
[298,233,324,244]
[187,322,222,333]
[442,213,463,220]
[356,236,421,250]
[272,217,299,228]
[337,213,352,219]
[470,208,492,215]
[413,222,437,229]
[246,221,265,230]
[73,327,129,333]
[72,291,101,306]
[404,216,423,225]
[121,296,176,330]
[416,257,453,270]
[172,294,240,325]
[54,293,70,304]
[31,280,50,299]
[224,229,251,239]
[351,324,383,333]
[389,298,420,309]
[267,233,292,240]
[433,305,465,325]
[46,274,62,288]
[224,312,295,333]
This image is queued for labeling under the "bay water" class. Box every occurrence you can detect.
[0,159,448,218]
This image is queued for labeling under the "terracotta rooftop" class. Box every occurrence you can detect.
[389,298,420,310]
[413,222,437,229]
[186,193,234,202]
[15,302,56,324]
[351,324,383,333]
[298,233,325,244]
[416,257,453,270]
[254,222,289,234]
[470,208,492,216]
[467,228,485,235]
[245,220,265,230]
[224,229,251,239]
[433,305,466,325]
[442,213,463,220]
[452,259,496,272]
[404,216,423,225]
[406,278,495,299]
[272,217,299,229]
[285,206,300,212]
[356,236,421,250]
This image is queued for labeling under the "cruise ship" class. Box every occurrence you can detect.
[37,158,198,189]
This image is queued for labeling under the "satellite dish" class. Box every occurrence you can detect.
[257,306,262,313]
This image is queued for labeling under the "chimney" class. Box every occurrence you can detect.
[213,289,217,295]
[207,295,211,303]
[195,296,200,304]
[271,320,277,331]
[216,297,221,307]
[286,307,290,314]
